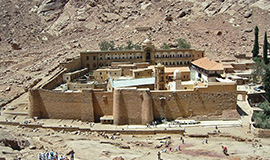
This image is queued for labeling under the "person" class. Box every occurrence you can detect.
[46,151,49,160]
[182,138,185,144]
[50,150,54,157]
[157,151,161,160]
[70,150,75,160]
[38,153,42,160]
[178,144,181,151]
[222,146,228,155]
[202,138,204,144]
[205,138,208,144]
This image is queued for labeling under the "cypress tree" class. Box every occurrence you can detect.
[264,69,270,101]
[252,26,259,58]
[263,32,269,64]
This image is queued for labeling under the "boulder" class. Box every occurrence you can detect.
[103,13,120,22]
[11,42,21,50]
[177,11,186,18]
[119,145,130,149]
[113,157,124,160]
[244,10,252,18]
[244,28,253,33]
[38,0,69,14]
[0,130,30,150]
[165,15,173,21]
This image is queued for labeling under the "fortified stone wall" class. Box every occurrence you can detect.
[29,83,236,125]
[151,88,236,120]
[29,89,113,122]
[42,69,66,90]
[60,57,82,72]
[113,88,153,125]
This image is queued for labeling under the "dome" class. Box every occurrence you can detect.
[143,38,152,44]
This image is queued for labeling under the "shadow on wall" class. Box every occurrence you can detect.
[237,105,248,116]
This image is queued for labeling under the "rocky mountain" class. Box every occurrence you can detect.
[1,0,270,101]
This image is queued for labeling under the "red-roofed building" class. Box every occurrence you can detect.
[191,57,224,82]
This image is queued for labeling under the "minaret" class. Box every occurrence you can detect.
[154,63,165,90]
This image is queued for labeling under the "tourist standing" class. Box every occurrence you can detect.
[70,150,75,160]
[157,151,161,160]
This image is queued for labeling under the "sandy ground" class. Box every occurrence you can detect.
[0,114,270,160]
[0,91,270,160]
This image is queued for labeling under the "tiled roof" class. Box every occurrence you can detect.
[191,57,224,71]
[165,67,190,73]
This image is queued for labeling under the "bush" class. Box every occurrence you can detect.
[161,43,170,49]
[177,38,191,49]
[99,40,141,51]
[98,41,115,51]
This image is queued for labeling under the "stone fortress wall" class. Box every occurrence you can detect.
[29,83,236,125]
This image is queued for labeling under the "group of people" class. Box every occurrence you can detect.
[157,136,186,160]
[38,150,75,160]
[202,138,208,144]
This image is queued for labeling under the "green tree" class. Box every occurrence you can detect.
[253,101,270,129]
[98,40,115,51]
[125,40,133,50]
[252,57,264,83]
[161,43,170,49]
[252,26,259,58]
[264,69,270,101]
[263,32,269,64]
[177,38,191,49]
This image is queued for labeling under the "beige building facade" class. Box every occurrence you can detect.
[80,39,204,71]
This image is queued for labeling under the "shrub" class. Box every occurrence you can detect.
[177,38,191,49]
[98,41,115,51]
[161,43,170,49]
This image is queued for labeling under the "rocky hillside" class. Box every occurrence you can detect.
[1,0,270,101]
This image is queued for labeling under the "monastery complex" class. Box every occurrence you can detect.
[28,39,251,125]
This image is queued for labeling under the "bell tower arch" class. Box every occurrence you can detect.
[142,39,155,64]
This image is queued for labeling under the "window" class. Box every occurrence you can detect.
[115,73,116,75]
[101,77,103,79]
[86,56,89,60]
[93,56,96,60]
[100,72,102,75]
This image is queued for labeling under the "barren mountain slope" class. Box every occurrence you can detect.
[1,0,270,101]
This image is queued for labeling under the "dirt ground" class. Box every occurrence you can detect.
[0,117,270,160]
